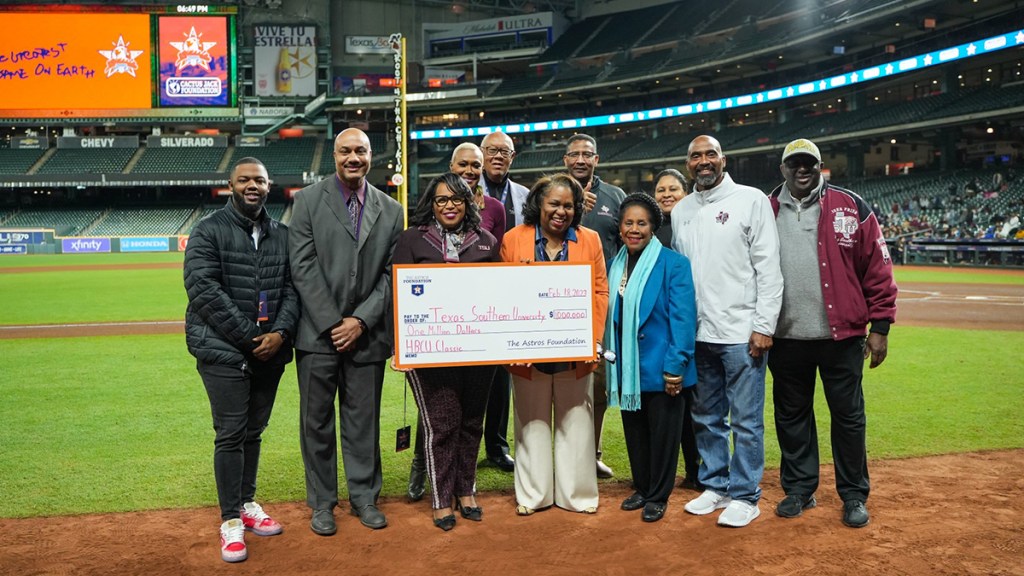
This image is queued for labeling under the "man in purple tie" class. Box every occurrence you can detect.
[289,128,404,536]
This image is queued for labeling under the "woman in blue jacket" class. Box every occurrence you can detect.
[605,193,697,522]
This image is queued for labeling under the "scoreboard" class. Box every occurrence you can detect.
[0,4,237,118]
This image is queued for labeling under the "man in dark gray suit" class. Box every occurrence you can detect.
[289,128,404,535]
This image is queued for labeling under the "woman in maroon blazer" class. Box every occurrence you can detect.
[392,173,499,531]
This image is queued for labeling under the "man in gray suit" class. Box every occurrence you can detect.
[289,128,404,535]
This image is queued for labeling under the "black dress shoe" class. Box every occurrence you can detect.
[350,504,388,530]
[596,460,614,479]
[407,457,426,502]
[621,493,646,511]
[310,509,336,536]
[433,514,456,531]
[458,505,483,521]
[642,502,666,523]
[776,494,816,518]
[486,454,515,472]
[842,500,869,528]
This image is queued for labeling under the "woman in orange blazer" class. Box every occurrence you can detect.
[499,173,610,515]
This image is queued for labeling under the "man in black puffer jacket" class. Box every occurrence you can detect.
[184,157,300,563]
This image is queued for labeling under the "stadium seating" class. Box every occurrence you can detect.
[132,147,227,173]
[88,207,192,236]
[224,137,316,176]
[2,209,103,236]
[36,149,136,175]
[0,149,46,175]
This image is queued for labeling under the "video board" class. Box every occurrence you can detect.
[0,5,237,118]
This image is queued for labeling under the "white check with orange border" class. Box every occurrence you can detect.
[393,262,596,369]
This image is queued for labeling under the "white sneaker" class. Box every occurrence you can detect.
[684,490,732,515]
[717,499,761,527]
[219,518,247,563]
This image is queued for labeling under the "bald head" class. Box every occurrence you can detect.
[480,131,516,183]
[687,135,727,191]
[333,128,372,187]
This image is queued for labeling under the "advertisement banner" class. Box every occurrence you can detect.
[120,237,169,252]
[61,237,111,253]
[0,244,27,254]
[234,134,266,147]
[0,231,44,244]
[177,236,189,251]
[157,16,230,106]
[0,13,153,114]
[254,25,316,97]
[11,137,48,149]
[57,136,139,149]
[145,134,228,147]
[345,36,393,55]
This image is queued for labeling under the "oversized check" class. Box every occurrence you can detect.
[393,262,596,369]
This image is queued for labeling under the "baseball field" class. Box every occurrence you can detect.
[0,253,1021,575]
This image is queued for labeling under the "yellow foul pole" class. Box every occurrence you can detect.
[389,33,409,228]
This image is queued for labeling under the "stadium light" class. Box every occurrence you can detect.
[411,27,1024,141]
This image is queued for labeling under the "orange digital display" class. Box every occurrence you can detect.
[0,13,153,114]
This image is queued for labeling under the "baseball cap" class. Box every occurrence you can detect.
[782,138,821,163]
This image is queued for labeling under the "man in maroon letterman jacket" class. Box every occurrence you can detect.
[767,138,898,529]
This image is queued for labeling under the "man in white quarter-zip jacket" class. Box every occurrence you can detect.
[670,135,783,528]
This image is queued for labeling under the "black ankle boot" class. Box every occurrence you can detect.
[407,456,426,502]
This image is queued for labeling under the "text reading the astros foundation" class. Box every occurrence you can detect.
[393,263,595,369]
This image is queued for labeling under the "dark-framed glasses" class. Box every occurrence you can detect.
[433,195,465,207]
[483,146,514,159]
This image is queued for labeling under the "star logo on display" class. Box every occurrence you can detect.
[885,64,894,74]
[851,72,859,82]
[819,80,827,90]
[170,26,216,72]
[1016,31,1024,44]
[283,47,315,79]
[966,43,977,55]
[696,104,704,112]
[98,35,144,77]
[725,99,733,107]
[786,87,794,96]
[923,54,933,65]
[756,93,764,102]
[411,284,424,296]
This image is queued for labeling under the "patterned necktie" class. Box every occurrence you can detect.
[347,193,361,228]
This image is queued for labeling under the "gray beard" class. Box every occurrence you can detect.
[694,173,719,189]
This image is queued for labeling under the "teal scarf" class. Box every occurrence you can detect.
[604,240,661,412]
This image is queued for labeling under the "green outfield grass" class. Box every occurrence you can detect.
[0,254,1021,518]
[0,252,184,268]
[894,266,1024,285]
[0,327,1021,518]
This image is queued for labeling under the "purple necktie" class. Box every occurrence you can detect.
[348,194,362,236]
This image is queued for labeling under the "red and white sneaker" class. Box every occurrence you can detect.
[219,518,247,563]
[241,501,283,536]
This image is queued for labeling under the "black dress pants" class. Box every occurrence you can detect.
[482,365,512,458]
[198,360,283,521]
[621,390,685,505]
[768,337,870,502]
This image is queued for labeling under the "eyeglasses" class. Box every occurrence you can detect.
[433,195,465,207]
[565,151,596,160]
[483,146,514,159]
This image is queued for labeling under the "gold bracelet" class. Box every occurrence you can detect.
[663,374,683,384]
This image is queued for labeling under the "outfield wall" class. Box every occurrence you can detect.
[0,230,188,255]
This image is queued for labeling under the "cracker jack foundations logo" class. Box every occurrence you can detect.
[98,35,144,78]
